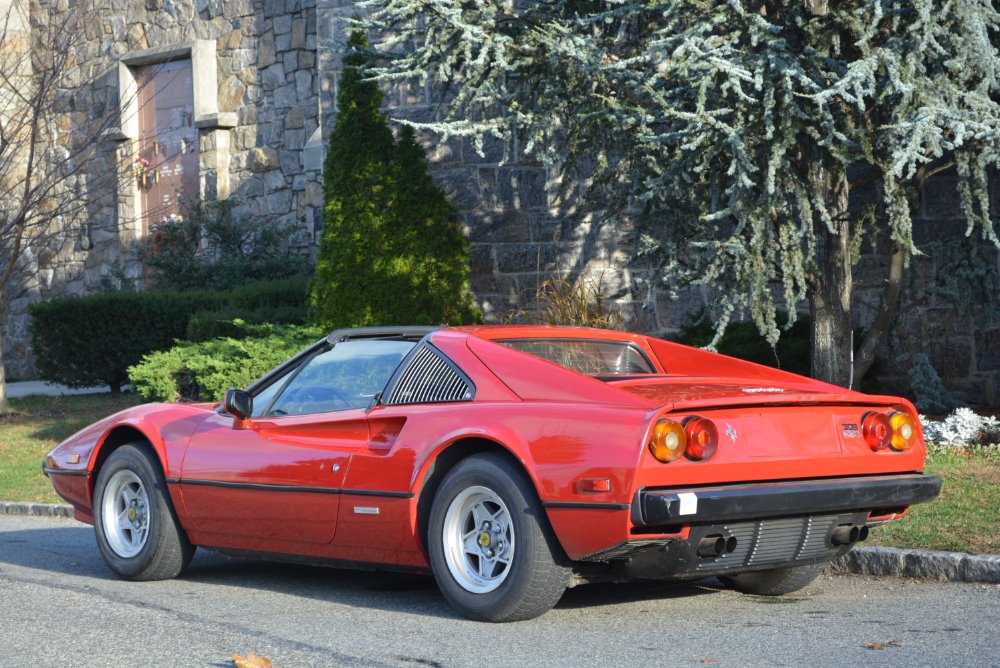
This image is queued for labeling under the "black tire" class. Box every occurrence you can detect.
[723,562,827,596]
[92,444,194,580]
[427,453,571,622]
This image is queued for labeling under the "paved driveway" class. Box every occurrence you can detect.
[1,515,997,667]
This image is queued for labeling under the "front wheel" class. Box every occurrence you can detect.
[428,454,570,622]
[93,444,194,580]
[722,561,827,596]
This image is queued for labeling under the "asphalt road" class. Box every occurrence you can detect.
[1,515,997,668]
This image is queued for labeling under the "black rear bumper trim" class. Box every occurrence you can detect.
[633,474,941,526]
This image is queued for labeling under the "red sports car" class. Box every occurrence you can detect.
[44,325,940,621]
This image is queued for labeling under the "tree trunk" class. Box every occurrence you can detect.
[853,243,905,385]
[0,329,9,414]
[810,173,854,388]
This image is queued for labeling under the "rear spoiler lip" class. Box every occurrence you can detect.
[658,393,912,413]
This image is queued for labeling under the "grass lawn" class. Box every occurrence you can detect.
[865,445,999,554]
[1,393,997,555]
[0,393,141,503]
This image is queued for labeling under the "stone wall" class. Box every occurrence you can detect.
[1,0,324,378]
[854,175,1000,407]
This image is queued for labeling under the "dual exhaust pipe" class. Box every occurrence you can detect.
[831,523,870,546]
[696,523,870,559]
[697,534,738,558]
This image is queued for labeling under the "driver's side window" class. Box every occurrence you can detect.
[262,339,415,417]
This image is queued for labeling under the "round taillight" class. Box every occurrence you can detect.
[889,411,918,451]
[684,416,718,460]
[649,419,687,463]
[861,411,892,451]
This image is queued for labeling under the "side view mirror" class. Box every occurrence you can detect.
[224,388,253,421]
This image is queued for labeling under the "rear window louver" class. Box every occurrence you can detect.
[384,345,474,405]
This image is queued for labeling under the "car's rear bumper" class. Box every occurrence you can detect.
[632,473,941,527]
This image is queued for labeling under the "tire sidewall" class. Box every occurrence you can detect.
[428,455,557,620]
[93,445,168,579]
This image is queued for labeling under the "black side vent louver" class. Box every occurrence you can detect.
[384,345,473,406]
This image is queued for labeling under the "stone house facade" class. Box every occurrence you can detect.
[1,0,998,407]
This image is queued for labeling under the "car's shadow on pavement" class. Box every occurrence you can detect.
[0,523,725,620]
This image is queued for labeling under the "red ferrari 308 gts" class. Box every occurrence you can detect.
[45,325,940,621]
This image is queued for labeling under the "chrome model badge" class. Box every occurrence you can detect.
[726,423,737,442]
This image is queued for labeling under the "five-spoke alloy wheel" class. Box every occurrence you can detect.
[101,469,151,558]
[93,444,194,580]
[442,485,516,594]
[428,453,570,622]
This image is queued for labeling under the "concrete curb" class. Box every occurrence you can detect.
[2,503,997,584]
[828,546,1000,584]
[0,501,74,518]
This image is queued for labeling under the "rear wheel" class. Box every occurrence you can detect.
[428,453,570,622]
[723,562,827,596]
[93,444,194,580]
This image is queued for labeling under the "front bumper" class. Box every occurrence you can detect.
[632,473,941,527]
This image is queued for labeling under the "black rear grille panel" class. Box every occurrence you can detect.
[580,512,866,579]
[696,513,863,573]
[383,345,474,406]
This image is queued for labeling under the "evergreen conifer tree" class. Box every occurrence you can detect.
[362,0,1000,388]
[310,31,480,329]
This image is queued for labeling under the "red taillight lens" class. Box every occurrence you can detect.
[649,419,687,463]
[889,411,918,451]
[684,416,718,460]
[862,411,892,451]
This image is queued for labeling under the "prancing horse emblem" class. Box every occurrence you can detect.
[726,423,738,442]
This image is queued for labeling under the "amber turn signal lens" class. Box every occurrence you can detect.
[889,411,918,451]
[861,411,892,451]
[649,419,687,463]
[684,416,718,461]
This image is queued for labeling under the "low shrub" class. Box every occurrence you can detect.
[29,291,218,393]
[186,307,307,342]
[128,323,324,402]
[921,408,1000,447]
[29,277,311,392]
[184,276,310,341]
[136,199,311,291]
[222,276,310,312]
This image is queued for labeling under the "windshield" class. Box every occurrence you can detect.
[497,338,655,375]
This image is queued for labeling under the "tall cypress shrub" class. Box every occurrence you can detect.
[310,32,480,329]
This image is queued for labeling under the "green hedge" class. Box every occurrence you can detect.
[28,277,310,393]
[128,323,324,402]
[185,306,306,342]
[29,291,217,393]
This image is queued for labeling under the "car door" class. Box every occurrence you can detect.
[178,338,417,552]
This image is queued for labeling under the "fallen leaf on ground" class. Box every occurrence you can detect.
[233,652,273,668]
[862,640,902,651]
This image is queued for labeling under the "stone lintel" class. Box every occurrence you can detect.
[117,40,230,140]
